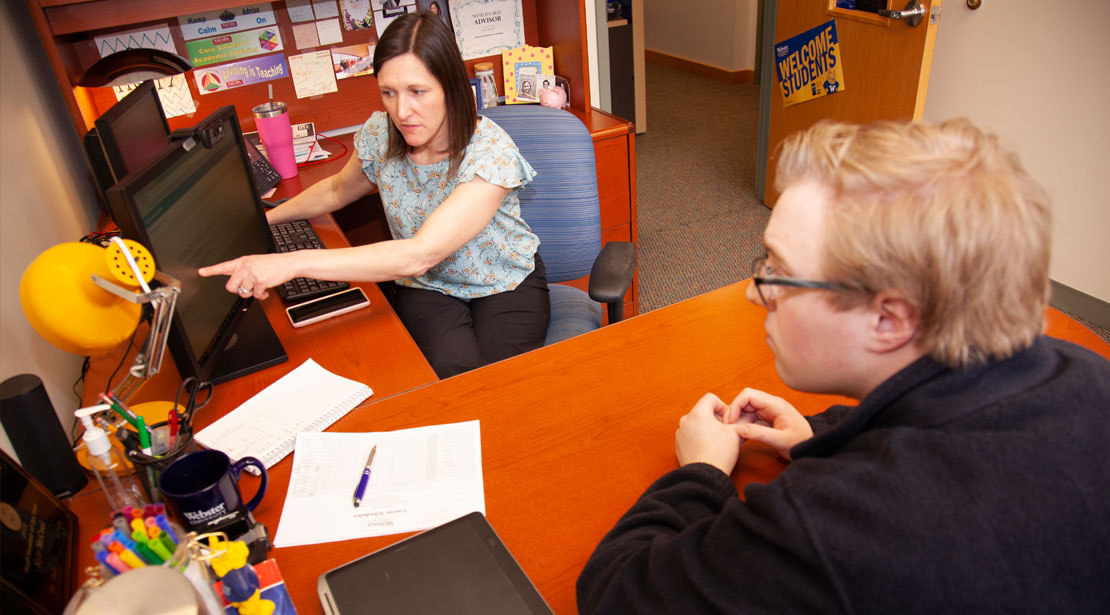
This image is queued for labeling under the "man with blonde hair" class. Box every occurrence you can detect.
[577,119,1110,613]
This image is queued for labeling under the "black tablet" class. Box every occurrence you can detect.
[317,512,553,615]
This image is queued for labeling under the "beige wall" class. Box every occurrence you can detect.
[644,0,759,71]
[924,0,1110,302]
[1,2,101,458]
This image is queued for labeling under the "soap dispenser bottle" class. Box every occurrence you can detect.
[75,405,145,511]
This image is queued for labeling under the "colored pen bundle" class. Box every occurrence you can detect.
[92,504,183,576]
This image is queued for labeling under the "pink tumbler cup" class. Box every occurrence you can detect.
[252,101,298,179]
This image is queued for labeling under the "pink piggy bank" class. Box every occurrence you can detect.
[538,85,567,109]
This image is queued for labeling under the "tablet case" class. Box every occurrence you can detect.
[317,512,552,615]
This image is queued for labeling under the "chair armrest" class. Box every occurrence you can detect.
[588,241,637,323]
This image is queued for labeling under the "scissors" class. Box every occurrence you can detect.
[172,376,212,429]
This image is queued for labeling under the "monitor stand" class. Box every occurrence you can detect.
[209,301,288,385]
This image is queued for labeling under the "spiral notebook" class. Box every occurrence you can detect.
[195,359,373,469]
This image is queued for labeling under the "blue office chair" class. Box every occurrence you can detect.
[482,105,636,346]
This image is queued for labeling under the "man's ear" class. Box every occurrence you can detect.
[865,292,920,354]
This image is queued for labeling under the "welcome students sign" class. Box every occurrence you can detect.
[775,20,846,107]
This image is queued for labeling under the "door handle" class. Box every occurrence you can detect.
[878,0,926,26]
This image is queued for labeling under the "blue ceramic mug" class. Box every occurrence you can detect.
[158,449,266,531]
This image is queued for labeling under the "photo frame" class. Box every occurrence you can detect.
[470,78,482,113]
[377,0,409,18]
[417,0,454,33]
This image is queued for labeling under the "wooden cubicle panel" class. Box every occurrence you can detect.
[26,0,590,138]
[26,0,636,317]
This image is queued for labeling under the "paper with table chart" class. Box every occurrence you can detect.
[194,359,373,470]
[273,420,485,547]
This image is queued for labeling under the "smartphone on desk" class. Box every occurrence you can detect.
[286,287,370,328]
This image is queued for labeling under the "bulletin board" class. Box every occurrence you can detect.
[61,0,545,136]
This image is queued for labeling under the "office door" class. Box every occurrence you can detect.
[762,0,942,205]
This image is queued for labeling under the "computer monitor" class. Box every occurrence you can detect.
[105,106,287,384]
[83,80,171,195]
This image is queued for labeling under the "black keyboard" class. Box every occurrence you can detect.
[269,219,349,302]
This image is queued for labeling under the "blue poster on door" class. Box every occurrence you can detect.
[774,19,846,107]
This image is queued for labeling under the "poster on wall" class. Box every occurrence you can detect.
[177,4,279,41]
[193,54,289,94]
[186,27,285,67]
[774,19,846,108]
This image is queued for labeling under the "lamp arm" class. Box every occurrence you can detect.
[90,272,181,404]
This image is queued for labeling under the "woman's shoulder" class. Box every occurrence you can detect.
[471,116,518,151]
[355,112,391,158]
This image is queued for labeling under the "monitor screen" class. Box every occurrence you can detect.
[105,106,286,384]
[85,80,171,190]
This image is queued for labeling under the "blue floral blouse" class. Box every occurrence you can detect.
[354,111,539,299]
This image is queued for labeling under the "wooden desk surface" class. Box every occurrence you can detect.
[69,279,1109,614]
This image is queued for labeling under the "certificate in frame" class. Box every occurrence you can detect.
[450,0,526,60]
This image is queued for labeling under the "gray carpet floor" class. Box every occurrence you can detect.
[633,62,1110,346]
[634,63,766,312]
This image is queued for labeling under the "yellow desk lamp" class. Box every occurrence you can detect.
[20,237,181,471]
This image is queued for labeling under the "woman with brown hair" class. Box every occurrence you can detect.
[201,13,548,377]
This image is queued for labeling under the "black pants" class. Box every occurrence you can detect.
[383,255,550,378]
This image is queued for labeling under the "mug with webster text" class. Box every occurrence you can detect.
[158,449,266,533]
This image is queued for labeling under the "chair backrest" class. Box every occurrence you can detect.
[481,105,601,284]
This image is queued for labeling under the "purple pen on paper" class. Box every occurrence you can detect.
[352,445,377,507]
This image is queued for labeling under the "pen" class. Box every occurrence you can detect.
[352,445,377,507]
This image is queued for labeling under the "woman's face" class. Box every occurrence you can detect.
[377,52,449,154]
[430,3,440,15]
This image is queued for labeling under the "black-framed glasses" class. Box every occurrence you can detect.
[750,256,853,307]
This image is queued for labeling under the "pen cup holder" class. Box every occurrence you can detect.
[80,521,225,615]
[128,422,196,504]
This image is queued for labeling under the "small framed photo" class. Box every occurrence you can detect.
[378,0,408,18]
[516,73,539,103]
[470,78,482,112]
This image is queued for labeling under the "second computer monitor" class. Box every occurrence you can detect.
[84,80,172,194]
[105,105,286,384]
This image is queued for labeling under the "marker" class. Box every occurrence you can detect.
[136,416,152,456]
[168,409,179,450]
[97,550,128,574]
[154,514,177,544]
[148,526,177,555]
[128,531,163,564]
[137,528,173,561]
[109,541,146,568]
[99,393,138,428]
[352,445,377,507]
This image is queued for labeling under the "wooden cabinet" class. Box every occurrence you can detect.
[25,0,637,316]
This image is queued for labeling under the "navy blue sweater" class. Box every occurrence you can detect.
[577,336,1110,614]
